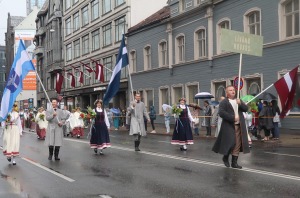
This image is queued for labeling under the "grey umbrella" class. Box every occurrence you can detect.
[258,92,277,102]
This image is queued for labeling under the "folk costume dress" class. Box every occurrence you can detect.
[90,108,111,150]
[2,111,22,158]
[171,105,194,145]
[35,111,48,140]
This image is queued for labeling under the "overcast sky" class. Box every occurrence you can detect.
[0,0,27,46]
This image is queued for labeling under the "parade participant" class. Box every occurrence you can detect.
[212,85,249,169]
[211,96,225,137]
[125,107,131,131]
[189,103,201,136]
[35,107,48,140]
[90,99,111,155]
[129,93,150,151]
[70,107,84,138]
[19,108,26,129]
[2,103,22,165]
[63,105,71,137]
[202,100,212,137]
[46,98,67,161]
[171,98,195,151]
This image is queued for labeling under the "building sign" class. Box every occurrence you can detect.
[94,87,106,91]
[220,29,263,57]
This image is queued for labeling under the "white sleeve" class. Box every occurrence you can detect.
[17,116,22,135]
[104,109,110,128]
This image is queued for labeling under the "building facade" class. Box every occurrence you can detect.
[35,0,64,109]
[0,46,6,104]
[126,0,300,129]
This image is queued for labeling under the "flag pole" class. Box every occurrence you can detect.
[246,84,274,105]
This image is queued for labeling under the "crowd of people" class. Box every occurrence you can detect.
[1,88,281,169]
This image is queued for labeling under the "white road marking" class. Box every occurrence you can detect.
[23,131,300,182]
[63,138,300,181]
[265,152,300,158]
[22,157,75,182]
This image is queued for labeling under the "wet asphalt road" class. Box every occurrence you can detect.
[1,130,300,198]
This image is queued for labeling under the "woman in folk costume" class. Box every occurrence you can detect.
[70,107,84,138]
[90,99,111,155]
[171,98,195,151]
[2,103,22,165]
[35,107,48,140]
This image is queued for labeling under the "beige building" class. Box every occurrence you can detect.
[61,0,167,110]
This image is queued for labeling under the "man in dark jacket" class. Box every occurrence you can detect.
[212,86,250,169]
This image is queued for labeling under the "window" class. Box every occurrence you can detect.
[103,0,111,14]
[82,6,89,26]
[115,0,124,7]
[186,84,198,104]
[66,70,72,89]
[159,87,169,113]
[214,82,226,100]
[92,29,100,51]
[144,45,151,70]
[145,89,154,111]
[103,23,112,46]
[82,34,89,55]
[216,19,230,54]
[74,39,80,58]
[91,0,99,21]
[74,0,79,4]
[47,77,51,90]
[66,43,72,61]
[244,8,261,35]
[175,35,185,63]
[73,12,79,31]
[115,17,125,42]
[172,85,183,104]
[129,50,136,73]
[103,56,112,81]
[65,0,71,10]
[65,17,71,35]
[75,70,80,87]
[84,66,91,85]
[195,29,206,59]
[158,41,168,67]
[245,77,261,95]
[284,0,300,37]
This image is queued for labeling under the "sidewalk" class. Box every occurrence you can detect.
[112,123,300,148]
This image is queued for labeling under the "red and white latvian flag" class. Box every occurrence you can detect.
[95,63,104,83]
[274,66,299,118]
[67,72,75,87]
[79,71,84,84]
[55,73,64,94]
[81,62,94,73]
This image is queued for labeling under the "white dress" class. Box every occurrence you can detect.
[2,111,22,157]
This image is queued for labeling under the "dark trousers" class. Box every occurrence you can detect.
[144,121,147,131]
[206,127,211,136]
[150,119,155,130]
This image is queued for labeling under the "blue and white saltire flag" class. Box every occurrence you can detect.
[103,35,129,105]
[0,40,35,121]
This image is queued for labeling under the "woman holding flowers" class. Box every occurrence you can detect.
[90,99,111,155]
[2,103,22,165]
[171,98,195,151]
[35,107,48,140]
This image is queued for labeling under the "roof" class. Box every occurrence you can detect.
[15,7,40,30]
[128,6,170,33]
[10,16,26,27]
[37,0,49,16]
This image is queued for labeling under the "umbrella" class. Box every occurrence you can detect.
[209,101,219,106]
[241,95,258,103]
[258,92,277,102]
[195,92,214,99]
[162,104,172,111]
[110,108,120,114]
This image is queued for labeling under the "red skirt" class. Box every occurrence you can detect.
[72,127,84,137]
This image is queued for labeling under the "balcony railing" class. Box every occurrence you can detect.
[34,46,44,56]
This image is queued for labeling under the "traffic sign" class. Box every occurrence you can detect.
[233,77,244,90]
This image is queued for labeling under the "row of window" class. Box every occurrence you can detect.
[65,0,125,12]
[65,16,125,61]
[129,2,300,71]
[65,0,125,36]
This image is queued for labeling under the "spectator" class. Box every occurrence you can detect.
[202,100,212,137]
[149,106,156,133]
[164,107,171,134]
[259,101,274,141]
[270,100,281,140]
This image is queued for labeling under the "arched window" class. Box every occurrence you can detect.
[143,45,151,70]
[175,35,185,63]
[244,8,261,35]
[158,40,168,67]
[195,29,206,58]
[216,18,231,54]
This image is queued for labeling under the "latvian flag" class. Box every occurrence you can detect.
[274,66,299,118]
[55,73,64,94]
[95,63,104,83]
[67,72,75,87]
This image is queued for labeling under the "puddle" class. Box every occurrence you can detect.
[0,171,30,197]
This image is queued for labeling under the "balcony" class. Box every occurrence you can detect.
[34,46,44,56]
[36,26,46,36]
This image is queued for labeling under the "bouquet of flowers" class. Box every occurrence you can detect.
[86,106,96,119]
[29,113,35,122]
[172,105,182,119]
[5,114,11,129]
[80,112,86,119]
[39,114,45,121]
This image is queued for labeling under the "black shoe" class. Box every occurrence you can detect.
[99,150,104,155]
[94,148,97,154]
[231,156,242,169]
[134,140,140,151]
[77,135,80,139]
[7,157,11,162]
[54,147,60,161]
[12,161,16,165]
[48,146,54,160]
[222,155,230,167]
